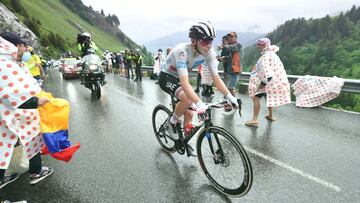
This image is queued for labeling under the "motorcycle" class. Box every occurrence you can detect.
[79,54,106,99]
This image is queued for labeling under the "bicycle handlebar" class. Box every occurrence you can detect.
[206,98,242,117]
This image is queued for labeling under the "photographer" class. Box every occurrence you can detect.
[77,32,98,57]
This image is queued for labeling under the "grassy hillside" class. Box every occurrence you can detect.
[19,0,125,55]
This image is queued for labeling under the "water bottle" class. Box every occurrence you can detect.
[184,123,195,135]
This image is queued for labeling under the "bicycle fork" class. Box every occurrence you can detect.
[205,130,227,165]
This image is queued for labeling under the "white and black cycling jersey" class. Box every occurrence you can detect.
[162,43,219,78]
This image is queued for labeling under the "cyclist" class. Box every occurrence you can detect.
[158,21,239,156]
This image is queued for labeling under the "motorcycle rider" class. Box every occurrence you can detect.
[77,32,98,57]
[80,48,106,86]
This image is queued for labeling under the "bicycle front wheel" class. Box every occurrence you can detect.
[197,126,253,197]
[152,104,176,153]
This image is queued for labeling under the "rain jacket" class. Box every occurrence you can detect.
[248,45,291,107]
[292,76,344,107]
[0,37,42,169]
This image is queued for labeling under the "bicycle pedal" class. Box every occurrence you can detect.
[174,140,185,155]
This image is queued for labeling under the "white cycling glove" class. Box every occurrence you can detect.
[225,92,239,107]
[195,100,209,121]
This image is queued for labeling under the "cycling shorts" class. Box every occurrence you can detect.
[159,71,182,98]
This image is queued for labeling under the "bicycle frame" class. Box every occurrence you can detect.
[167,96,227,157]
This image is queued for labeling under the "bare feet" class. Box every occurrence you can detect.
[245,120,259,127]
[265,115,276,121]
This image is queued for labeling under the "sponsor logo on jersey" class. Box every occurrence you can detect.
[166,81,177,91]
[176,62,187,69]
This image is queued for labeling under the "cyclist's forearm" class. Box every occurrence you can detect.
[179,76,200,103]
[213,75,231,96]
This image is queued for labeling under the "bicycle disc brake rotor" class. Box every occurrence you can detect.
[214,149,230,167]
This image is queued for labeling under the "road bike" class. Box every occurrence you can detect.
[152,97,253,197]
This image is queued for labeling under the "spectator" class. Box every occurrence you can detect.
[124,49,134,79]
[118,51,125,77]
[114,52,123,75]
[0,32,53,190]
[225,32,242,97]
[217,35,231,84]
[246,38,291,127]
[153,48,165,79]
[166,47,172,56]
[133,48,143,82]
[26,46,46,86]
[104,51,113,73]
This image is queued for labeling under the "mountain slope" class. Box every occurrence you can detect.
[19,0,127,52]
[0,0,156,61]
[145,30,264,53]
[0,0,154,64]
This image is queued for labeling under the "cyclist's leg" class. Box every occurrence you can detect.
[183,109,193,128]
[173,88,193,126]
[158,72,192,125]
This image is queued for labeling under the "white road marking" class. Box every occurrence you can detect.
[111,87,342,193]
[244,146,341,192]
[110,89,144,103]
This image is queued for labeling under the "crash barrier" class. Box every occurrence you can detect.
[141,66,360,94]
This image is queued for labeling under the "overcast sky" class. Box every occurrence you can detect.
[81,0,359,45]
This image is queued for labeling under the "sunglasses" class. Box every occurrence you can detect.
[199,39,213,46]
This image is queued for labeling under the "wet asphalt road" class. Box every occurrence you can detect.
[1,69,360,203]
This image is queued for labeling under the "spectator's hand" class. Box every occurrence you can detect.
[196,101,209,121]
[225,92,239,107]
[217,56,225,62]
[259,81,267,89]
[38,98,49,106]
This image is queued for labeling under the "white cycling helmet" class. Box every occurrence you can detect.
[189,21,216,40]
[82,32,91,38]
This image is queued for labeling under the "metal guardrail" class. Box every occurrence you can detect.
[141,66,360,94]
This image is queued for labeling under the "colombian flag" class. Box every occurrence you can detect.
[37,91,80,162]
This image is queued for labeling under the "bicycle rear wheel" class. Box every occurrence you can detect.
[196,126,253,197]
[152,104,176,153]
